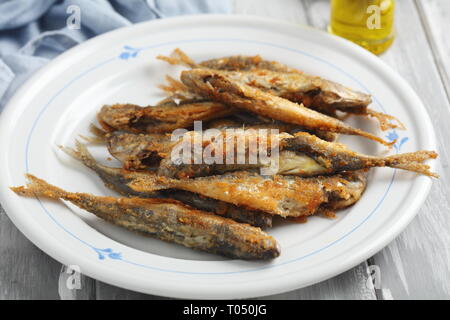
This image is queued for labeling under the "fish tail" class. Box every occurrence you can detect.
[90,124,109,140]
[157,75,193,99]
[78,124,109,144]
[10,174,68,200]
[156,48,198,68]
[384,151,439,177]
[61,140,98,171]
[166,75,189,91]
[367,109,406,131]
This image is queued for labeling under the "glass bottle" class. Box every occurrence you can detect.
[328,0,396,55]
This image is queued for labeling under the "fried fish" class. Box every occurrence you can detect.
[127,170,368,217]
[180,68,393,146]
[158,49,403,130]
[102,129,437,178]
[97,99,234,134]
[212,69,403,129]
[63,141,273,228]
[155,87,340,142]
[11,174,280,259]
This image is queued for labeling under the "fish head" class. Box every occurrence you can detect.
[107,131,170,170]
[181,69,243,98]
[98,104,144,131]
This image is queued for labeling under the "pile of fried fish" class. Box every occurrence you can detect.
[12,49,438,260]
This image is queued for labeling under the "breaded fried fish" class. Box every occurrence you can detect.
[180,69,393,146]
[103,129,437,178]
[98,99,234,134]
[127,170,368,217]
[63,141,273,228]
[95,126,327,172]
[158,49,403,130]
[156,84,339,142]
[212,70,403,130]
[11,174,280,260]
[160,131,437,178]
[106,131,173,170]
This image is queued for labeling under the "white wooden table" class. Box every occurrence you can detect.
[1,0,449,300]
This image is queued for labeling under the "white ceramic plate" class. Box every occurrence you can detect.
[0,15,436,299]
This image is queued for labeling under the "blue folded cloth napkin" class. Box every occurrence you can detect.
[0,0,231,110]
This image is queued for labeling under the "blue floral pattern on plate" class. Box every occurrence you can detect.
[92,247,122,260]
[118,45,142,60]
[386,130,409,152]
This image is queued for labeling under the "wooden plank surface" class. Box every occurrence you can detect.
[0,204,96,299]
[0,205,63,299]
[0,0,448,300]
[263,261,376,300]
[368,0,450,299]
[416,0,450,100]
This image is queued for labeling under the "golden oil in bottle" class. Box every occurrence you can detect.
[328,0,395,55]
